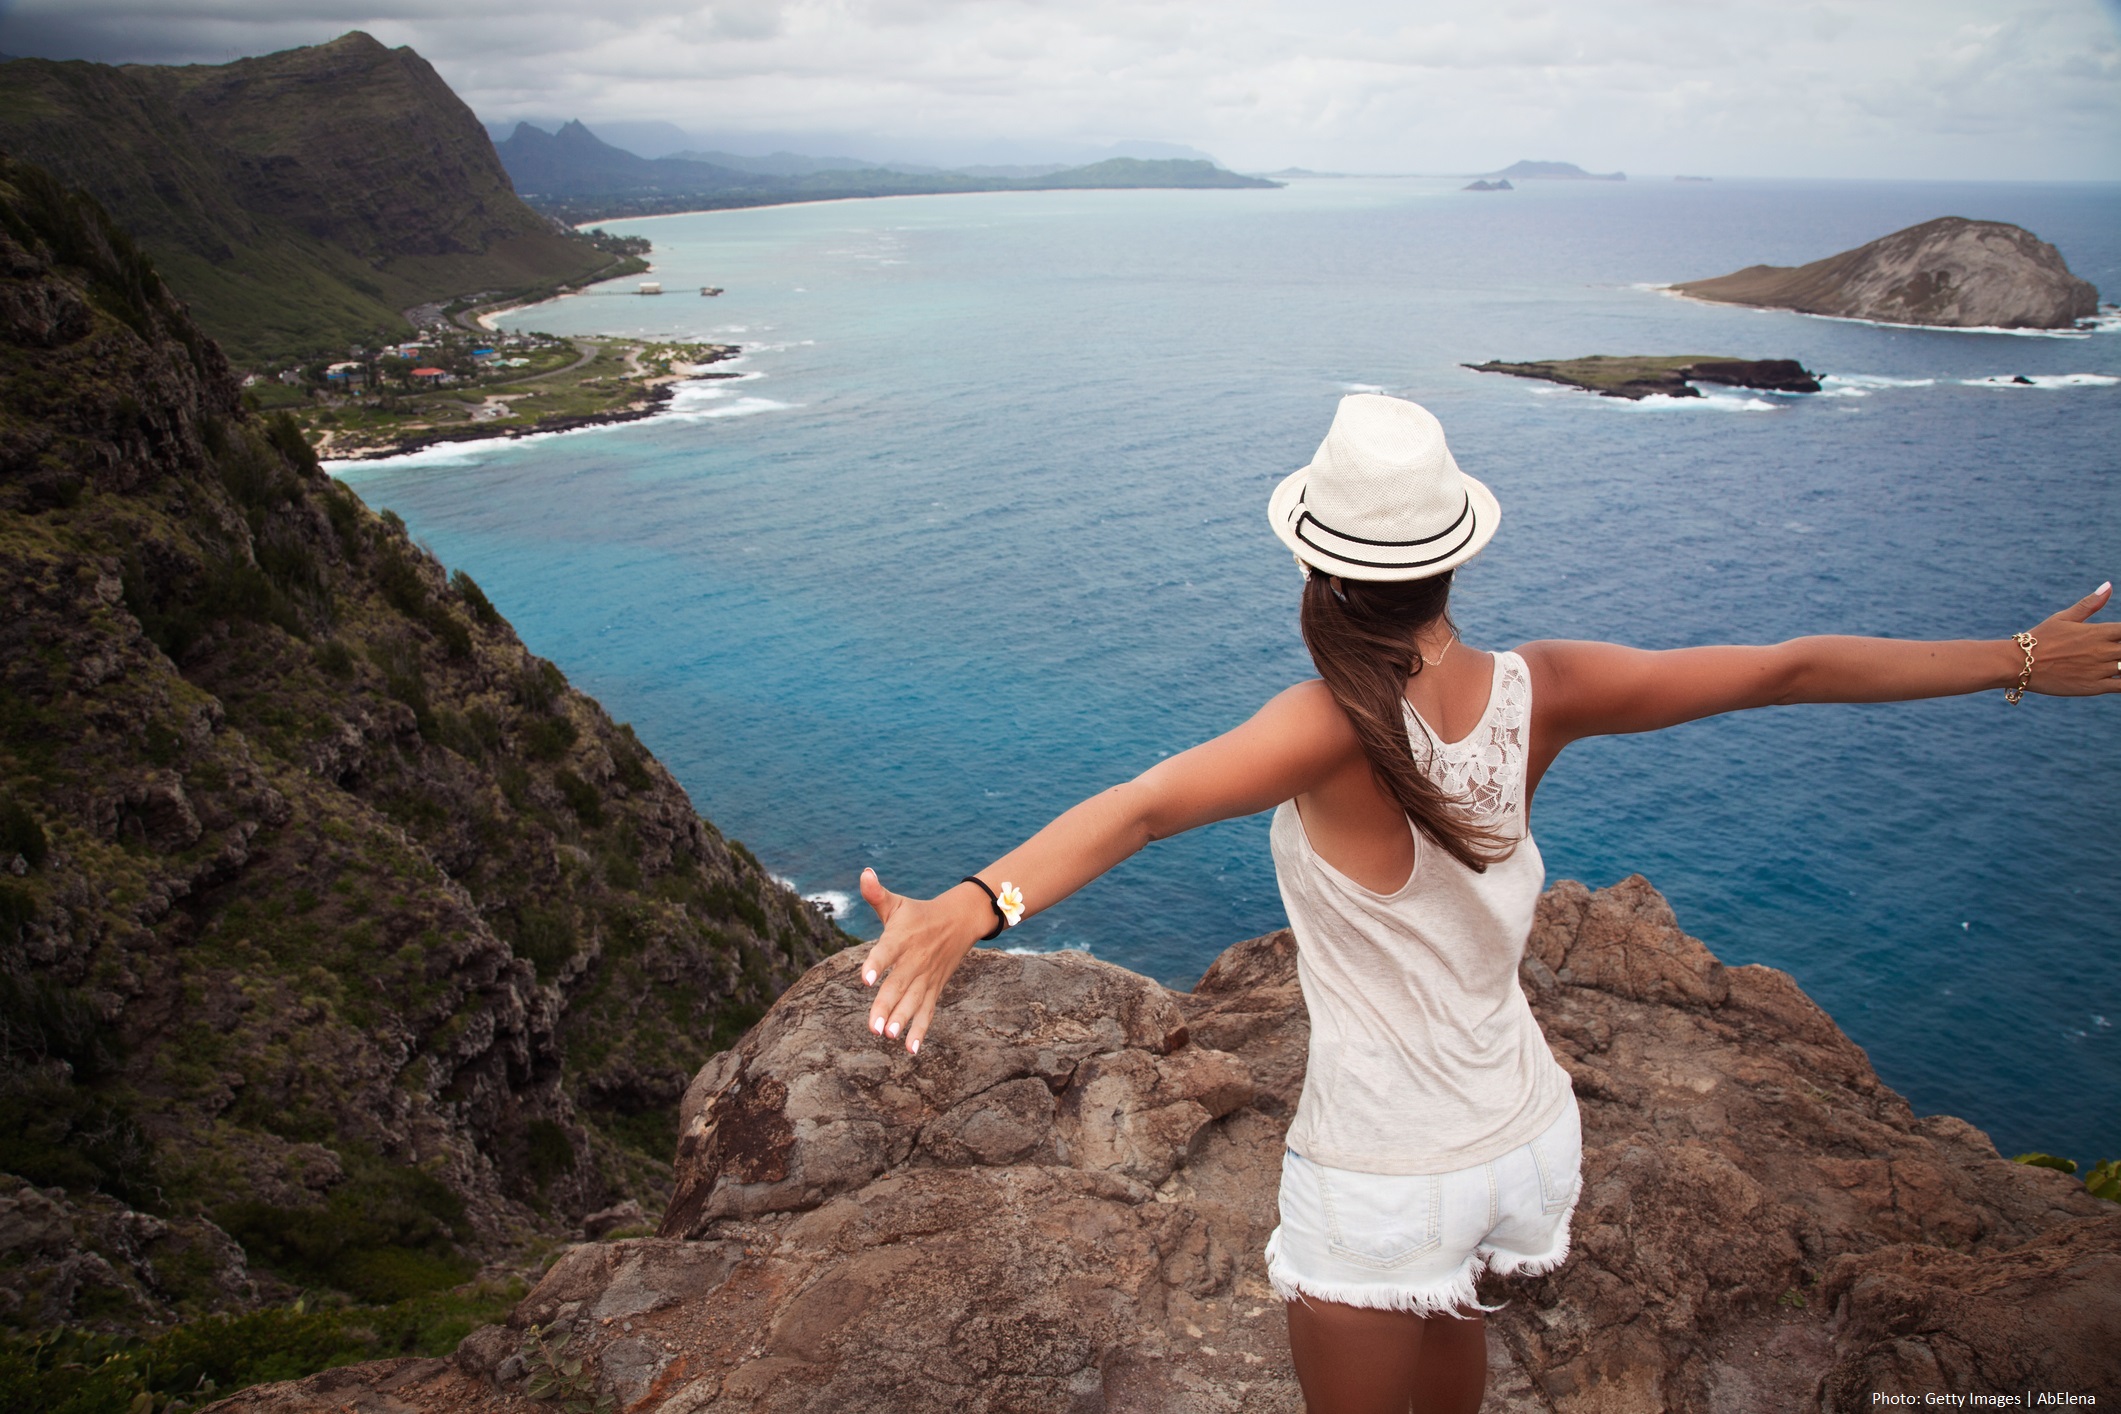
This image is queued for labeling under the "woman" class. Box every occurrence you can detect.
[854,394,2119,1414]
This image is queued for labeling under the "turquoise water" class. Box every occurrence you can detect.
[338,177,2121,1164]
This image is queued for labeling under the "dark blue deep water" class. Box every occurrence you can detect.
[337,177,2121,1164]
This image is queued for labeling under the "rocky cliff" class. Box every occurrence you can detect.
[0,154,843,1335]
[1672,217,2100,331]
[0,34,624,363]
[213,878,2119,1413]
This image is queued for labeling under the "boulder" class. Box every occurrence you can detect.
[209,878,2115,1413]
[1672,217,2100,330]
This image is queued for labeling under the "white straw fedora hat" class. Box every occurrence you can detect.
[1268,394,1500,581]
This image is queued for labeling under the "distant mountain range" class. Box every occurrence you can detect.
[481,118,1223,172]
[493,121,1279,222]
[0,33,626,364]
[1478,160,1627,181]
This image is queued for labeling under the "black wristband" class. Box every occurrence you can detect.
[960,876,1006,942]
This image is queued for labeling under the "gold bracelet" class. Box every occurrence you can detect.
[2004,631,2037,704]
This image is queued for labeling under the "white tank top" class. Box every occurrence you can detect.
[1270,650,1572,1174]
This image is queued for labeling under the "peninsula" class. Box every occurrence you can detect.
[495,121,1279,224]
[1468,355,1821,400]
[1672,217,2100,331]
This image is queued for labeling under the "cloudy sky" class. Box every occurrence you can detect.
[3,0,2117,177]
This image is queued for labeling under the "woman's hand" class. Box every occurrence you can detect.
[850,684,1352,1054]
[2028,582,2121,696]
[858,868,991,1055]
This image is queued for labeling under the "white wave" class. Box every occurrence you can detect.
[773,875,857,921]
[1625,392,1778,412]
[1959,373,2119,389]
[1003,941,1093,957]
[325,379,793,472]
[1816,373,1938,399]
[1823,374,1937,388]
[668,394,796,421]
[1340,382,1387,394]
[2078,306,2121,335]
[807,890,854,919]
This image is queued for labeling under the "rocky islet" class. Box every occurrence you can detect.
[1467,355,1823,401]
[1671,217,2101,331]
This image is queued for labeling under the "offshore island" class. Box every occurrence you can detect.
[1672,216,2101,331]
[1468,355,1822,400]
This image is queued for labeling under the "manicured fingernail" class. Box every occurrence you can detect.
[908,1037,920,1055]
[863,969,876,985]
[2100,581,2112,596]
[886,1021,900,1038]
[870,1015,883,1035]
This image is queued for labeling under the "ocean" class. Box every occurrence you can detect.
[334,176,2121,1165]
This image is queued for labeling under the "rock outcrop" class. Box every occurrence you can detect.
[1672,217,2100,331]
[213,877,2116,1412]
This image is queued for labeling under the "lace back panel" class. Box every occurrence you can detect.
[1402,652,1531,837]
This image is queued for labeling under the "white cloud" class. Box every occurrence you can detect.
[2,0,2116,177]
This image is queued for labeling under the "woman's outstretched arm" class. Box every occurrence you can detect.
[1520,582,2120,788]
[857,680,1359,1053]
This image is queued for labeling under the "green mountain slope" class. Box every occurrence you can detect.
[0,34,628,365]
[0,154,845,1332]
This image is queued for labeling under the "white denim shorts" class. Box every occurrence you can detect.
[1263,1094,1582,1315]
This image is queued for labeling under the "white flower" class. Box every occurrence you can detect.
[996,882,1025,928]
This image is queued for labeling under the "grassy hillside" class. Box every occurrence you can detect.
[0,153,845,1342]
[0,34,630,366]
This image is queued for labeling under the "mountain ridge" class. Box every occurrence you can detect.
[494,119,1279,222]
[0,33,628,364]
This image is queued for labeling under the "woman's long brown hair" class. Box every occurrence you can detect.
[1298,568,1517,873]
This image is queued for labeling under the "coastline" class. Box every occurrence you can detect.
[566,179,1293,229]
[320,367,746,464]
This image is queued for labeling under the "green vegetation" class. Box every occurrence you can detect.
[299,334,740,459]
[0,1284,522,1414]
[214,1152,475,1303]
[0,148,851,1372]
[0,34,637,366]
[2011,1152,2121,1203]
[520,1323,616,1412]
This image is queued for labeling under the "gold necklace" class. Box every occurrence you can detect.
[1417,633,1456,668]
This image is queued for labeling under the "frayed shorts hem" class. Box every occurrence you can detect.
[1266,1248,1495,1316]
[1263,1191,1575,1317]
